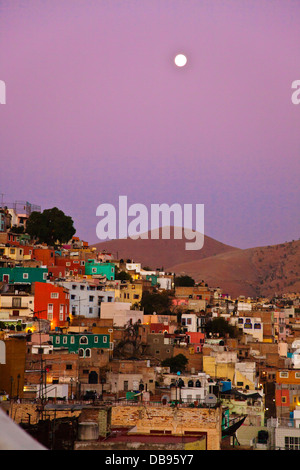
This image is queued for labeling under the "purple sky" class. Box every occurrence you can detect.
[1,0,300,249]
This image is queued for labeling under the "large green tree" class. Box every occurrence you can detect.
[204,317,240,339]
[26,207,76,246]
[175,275,195,287]
[140,290,173,315]
[161,354,188,373]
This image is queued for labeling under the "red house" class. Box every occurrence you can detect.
[186,332,205,353]
[33,248,56,267]
[34,282,70,329]
[55,257,85,276]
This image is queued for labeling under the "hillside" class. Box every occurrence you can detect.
[169,240,300,298]
[93,229,300,298]
[92,227,239,271]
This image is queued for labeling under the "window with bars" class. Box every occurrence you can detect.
[285,436,300,450]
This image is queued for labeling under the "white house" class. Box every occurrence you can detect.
[100,302,144,327]
[60,280,115,318]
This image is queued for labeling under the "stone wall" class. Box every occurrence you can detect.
[111,404,222,450]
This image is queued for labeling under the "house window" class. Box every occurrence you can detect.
[92,268,97,273]
[71,336,75,344]
[89,307,93,314]
[103,336,107,343]
[23,273,29,279]
[280,372,289,378]
[66,364,72,370]
[85,348,91,357]
[60,304,64,314]
[55,336,60,344]
[12,297,21,308]
[48,303,53,313]
[89,296,94,302]
[94,336,98,343]
[80,336,88,344]
[51,292,59,299]
[66,262,71,267]
[285,436,300,450]
[43,273,47,280]
[63,337,67,344]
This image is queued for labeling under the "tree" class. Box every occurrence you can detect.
[26,207,76,246]
[140,290,173,315]
[204,317,240,339]
[161,354,188,373]
[175,275,195,287]
[115,268,132,282]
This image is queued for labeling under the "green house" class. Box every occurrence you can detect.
[0,266,48,284]
[85,260,115,280]
[50,333,111,357]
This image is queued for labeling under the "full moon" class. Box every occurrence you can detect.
[174,54,187,67]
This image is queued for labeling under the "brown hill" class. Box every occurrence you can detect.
[93,229,300,298]
[92,227,238,271]
[169,240,300,298]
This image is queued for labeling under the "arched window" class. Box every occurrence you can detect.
[89,371,98,384]
[85,348,91,357]
[80,336,88,344]
[79,348,84,357]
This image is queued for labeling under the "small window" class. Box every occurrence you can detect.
[51,292,59,299]
[280,372,289,378]
[66,364,72,370]
[23,273,29,279]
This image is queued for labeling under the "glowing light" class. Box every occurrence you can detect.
[174,54,187,67]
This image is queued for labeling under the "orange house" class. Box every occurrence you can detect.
[33,248,56,267]
[34,282,70,330]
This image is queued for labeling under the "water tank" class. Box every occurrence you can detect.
[78,422,99,441]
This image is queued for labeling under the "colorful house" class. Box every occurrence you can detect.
[50,332,111,358]
[34,282,69,329]
[55,257,86,276]
[0,266,48,284]
[85,260,115,280]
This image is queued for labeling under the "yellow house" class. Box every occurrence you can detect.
[114,281,144,305]
[203,354,256,390]
[0,246,24,261]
